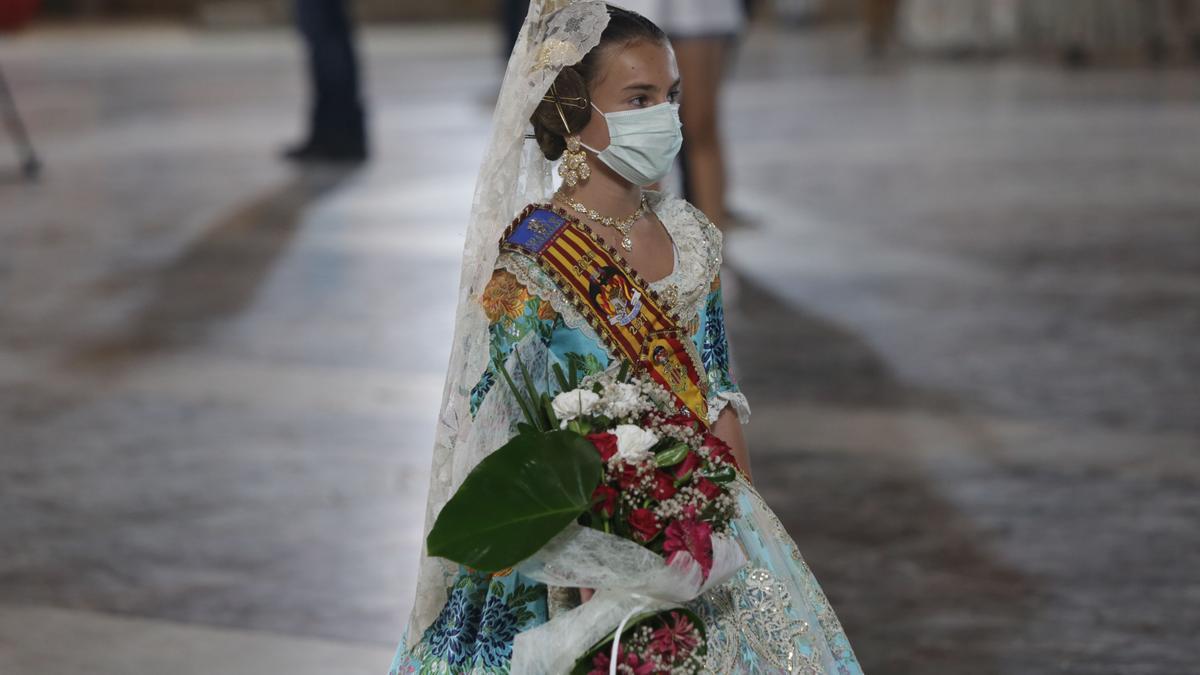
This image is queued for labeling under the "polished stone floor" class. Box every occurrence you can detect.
[1,22,1198,675]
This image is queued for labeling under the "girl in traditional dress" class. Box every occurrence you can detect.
[389,3,864,673]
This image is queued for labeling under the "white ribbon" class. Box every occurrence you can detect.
[609,595,650,675]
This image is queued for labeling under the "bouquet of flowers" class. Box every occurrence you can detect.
[426,356,746,674]
[552,368,741,583]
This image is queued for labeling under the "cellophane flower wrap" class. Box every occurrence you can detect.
[425,359,747,674]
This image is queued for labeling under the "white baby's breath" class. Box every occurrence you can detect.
[605,382,644,417]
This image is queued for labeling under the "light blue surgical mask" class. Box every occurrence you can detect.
[582,101,683,186]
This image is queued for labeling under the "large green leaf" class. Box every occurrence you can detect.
[426,429,603,573]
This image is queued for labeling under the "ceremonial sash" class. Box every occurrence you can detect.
[501,204,710,427]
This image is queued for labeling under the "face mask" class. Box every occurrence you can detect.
[581,101,683,186]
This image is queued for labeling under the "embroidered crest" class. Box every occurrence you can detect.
[649,340,690,397]
[505,208,567,255]
[587,266,642,326]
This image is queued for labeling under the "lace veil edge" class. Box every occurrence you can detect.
[405,0,612,644]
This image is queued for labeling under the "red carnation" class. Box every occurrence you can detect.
[617,463,642,490]
[621,652,655,675]
[587,432,619,462]
[650,611,702,662]
[590,648,654,675]
[588,649,611,675]
[702,433,737,467]
[652,471,677,500]
[673,451,702,482]
[591,484,618,518]
[664,518,714,578]
[694,477,721,501]
[628,508,662,543]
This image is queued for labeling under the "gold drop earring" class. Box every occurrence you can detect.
[559,135,590,187]
[542,84,590,188]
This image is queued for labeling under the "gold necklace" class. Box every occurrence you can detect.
[557,193,648,252]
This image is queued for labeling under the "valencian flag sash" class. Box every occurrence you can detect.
[501,204,710,427]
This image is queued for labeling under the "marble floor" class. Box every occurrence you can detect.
[1,21,1198,675]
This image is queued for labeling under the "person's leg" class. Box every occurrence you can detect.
[673,36,728,228]
[315,0,366,151]
[1057,0,1093,68]
[502,0,532,60]
[863,0,901,57]
[1176,0,1200,60]
[1144,0,1170,64]
[290,0,367,159]
[293,0,320,137]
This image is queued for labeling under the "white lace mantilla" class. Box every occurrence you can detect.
[406,0,614,647]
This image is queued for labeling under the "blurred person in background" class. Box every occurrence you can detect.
[895,0,1200,66]
[899,0,1020,57]
[615,0,748,229]
[503,0,531,58]
[862,0,900,57]
[1144,0,1200,62]
[284,0,369,162]
[0,0,41,178]
[1027,0,1200,67]
[1023,0,1143,66]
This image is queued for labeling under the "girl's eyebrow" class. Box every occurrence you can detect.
[621,78,682,93]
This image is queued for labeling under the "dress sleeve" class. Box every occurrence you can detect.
[468,267,563,420]
[701,274,751,425]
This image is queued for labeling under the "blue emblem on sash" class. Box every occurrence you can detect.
[505,208,566,255]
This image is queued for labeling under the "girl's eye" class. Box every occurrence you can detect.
[668,90,680,103]
[629,96,646,107]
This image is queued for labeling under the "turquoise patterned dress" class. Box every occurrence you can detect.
[390,193,863,674]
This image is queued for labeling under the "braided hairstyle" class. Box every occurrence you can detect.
[530,5,668,161]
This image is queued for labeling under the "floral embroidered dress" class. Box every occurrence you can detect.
[390,192,863,675]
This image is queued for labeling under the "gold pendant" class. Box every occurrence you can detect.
[621,236,633,251]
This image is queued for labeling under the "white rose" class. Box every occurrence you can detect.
[606,382,643,417]
[612,424,659,463]
[552,389,600,423]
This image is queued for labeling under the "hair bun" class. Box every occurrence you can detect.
[530,67,592,161]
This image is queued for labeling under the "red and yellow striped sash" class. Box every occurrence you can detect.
[501,204,710,427]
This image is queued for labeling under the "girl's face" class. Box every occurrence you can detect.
[578,39,681,153]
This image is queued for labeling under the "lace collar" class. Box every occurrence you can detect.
[644,190,724,322]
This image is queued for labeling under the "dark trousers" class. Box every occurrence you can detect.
[294,0,366,150]
[502,0,531,58]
